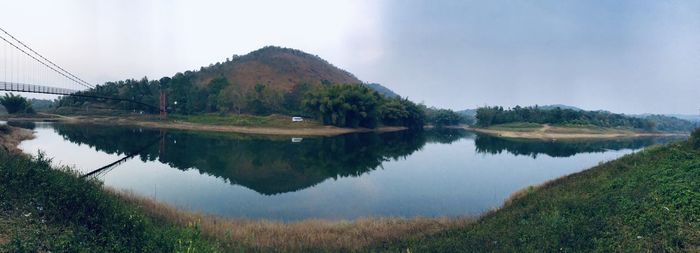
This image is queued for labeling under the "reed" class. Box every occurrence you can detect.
[115,190,472,252]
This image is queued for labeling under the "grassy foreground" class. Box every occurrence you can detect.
[378,129,700,252]
[0,150,222,252]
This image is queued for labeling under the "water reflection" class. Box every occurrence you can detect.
[473,134,681,158]
[44,124,683,195]
[16,122,685,219]
[51,124,465,195]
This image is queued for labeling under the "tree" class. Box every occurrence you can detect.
[379,97,425,129]
[474,105,656,130]
[427,108,463,127]
[0,93,34,114]
[691,128,700,150]
[205,77,230,112]
[283,83,313,115]
[303,84,382,128]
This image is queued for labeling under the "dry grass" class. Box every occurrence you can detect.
[114,190,472,252]
[0,125,33,154]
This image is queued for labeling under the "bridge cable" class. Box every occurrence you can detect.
[0,27,94,89]
[0,34,93,89]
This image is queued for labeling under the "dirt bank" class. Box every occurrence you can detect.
[458,124,686,140]
[0,125,34,154]
[2,114,408,136]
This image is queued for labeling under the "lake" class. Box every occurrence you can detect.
[9,121,682,220]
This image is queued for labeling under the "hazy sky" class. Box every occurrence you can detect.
[0,0,698,114]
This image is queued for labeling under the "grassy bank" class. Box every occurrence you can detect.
[0,146,468,252]
[118,192,469,252]
[379,130,700,252]
[168,113,322,128]
[2,112,408,136]
[0,125,463,252]
[0,148,222,252]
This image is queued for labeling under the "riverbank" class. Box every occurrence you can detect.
[0,125,33,154]
[379,130,700,252]
[0,113,407,136]
[0,125,465,252]
[0,148,223,251]
[116,190,470,252]
[0,142,468,252]
[461,123,686,140]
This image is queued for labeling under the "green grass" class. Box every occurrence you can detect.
[169,113,322,128]
[377,137,700,252]
[0,151,223,252]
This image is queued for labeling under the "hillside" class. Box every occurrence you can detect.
[191,46,361,92]
[57,46,429,129]
[539,104,583,111]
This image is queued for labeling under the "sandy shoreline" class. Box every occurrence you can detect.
[0,125,34,154]
[1,114,408,136]
[456,125,687,140]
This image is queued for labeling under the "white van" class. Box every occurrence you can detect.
[292,117,304,122]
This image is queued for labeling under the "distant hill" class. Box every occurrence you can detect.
[457,109,477,117]
[459,105,583,115]
[661,114,700,123]
[630,114,697,132]
[538,104,583,111]
[190,46,362,92]
[364,83,399,98]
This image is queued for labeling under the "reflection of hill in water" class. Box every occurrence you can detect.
[52,124,465,195]
[55,123,675,194]
[473,134,683,158]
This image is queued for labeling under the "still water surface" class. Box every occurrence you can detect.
[11,121,681,220]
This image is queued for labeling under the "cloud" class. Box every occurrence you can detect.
[352,0,700,114]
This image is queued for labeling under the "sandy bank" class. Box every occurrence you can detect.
[2,114,408,136]
[457,124,687,140]
[0,125,34,154]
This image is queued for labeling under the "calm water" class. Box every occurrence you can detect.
[10,121,682,220]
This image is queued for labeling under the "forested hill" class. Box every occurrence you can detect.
[56,46,468,129]
[475,106,696,132]
[56,46,398,116]
[192,46,361,91]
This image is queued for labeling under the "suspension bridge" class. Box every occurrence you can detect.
[0,27,167,116]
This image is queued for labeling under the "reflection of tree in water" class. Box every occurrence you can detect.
[473,134,682,158]
[424,128,473,144]
[51,124,461,195]
[7,121,36,130]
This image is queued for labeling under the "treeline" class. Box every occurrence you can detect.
[57,75,467,129]
[643,115,697,132]
[475,106,656,130]
[0,93,35,114]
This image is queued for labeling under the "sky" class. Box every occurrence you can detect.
[0,0,698,114]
